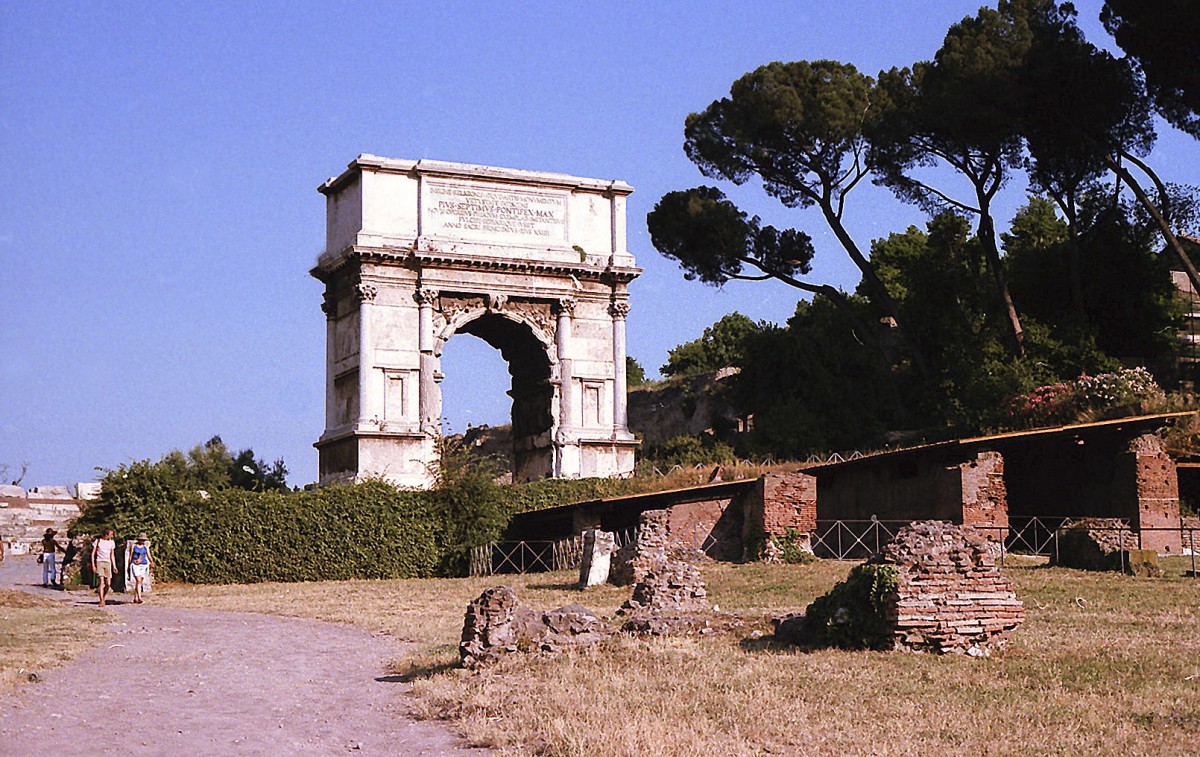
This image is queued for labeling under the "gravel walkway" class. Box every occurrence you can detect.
[0,556,486,755]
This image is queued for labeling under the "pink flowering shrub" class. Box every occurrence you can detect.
[1004,382,1079,427]
[1004,368,1163,429]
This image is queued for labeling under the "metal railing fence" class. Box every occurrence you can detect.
[810,517,1198,576]
[471,518,1200,576]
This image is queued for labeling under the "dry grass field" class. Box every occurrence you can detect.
[0,589,111,692]
[152,557,1200,755]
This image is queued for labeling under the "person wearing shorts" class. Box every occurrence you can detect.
[128,533,152,604]
[91,529,116,607]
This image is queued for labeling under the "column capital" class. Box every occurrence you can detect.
[413,288,439,306]
[355,283,378,302]
[553,297,577,317]
[320,292,337,319]
[608,301,631,319]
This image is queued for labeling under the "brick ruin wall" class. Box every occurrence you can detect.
[601,472,819,571]
[958,451,1008,532]
[883,520,1025,654]
[741,472,818,560]
[1122,434,1182,554]
[755,472,818,535]
[814,451,1008,531]
[661,495,742,562]
[811,451,1009,552]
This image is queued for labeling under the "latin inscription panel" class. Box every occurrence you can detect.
[425,179,568,245]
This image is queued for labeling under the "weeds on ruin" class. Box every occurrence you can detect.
[799,563,899,650]
[777,527,817,565]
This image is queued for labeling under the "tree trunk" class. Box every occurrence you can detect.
[1106,153,1200,297]
[1063,203,1087,331]
[821,204,933,379]
[975,198,1026,357]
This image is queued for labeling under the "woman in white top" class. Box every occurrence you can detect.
[91,529,117,607]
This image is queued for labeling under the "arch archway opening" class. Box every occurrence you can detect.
[446,312,555,481]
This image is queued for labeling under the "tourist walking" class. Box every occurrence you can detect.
[41,528,61,587]
[60,531,78,586]
[128,533,153,604]
[91,528,117,607]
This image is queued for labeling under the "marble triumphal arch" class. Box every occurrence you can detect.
[312,155,640,488]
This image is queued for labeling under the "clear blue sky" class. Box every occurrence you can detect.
[2,2,1194,487]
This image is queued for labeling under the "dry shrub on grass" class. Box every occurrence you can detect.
[157,560,1200,755]
[0,589,110,691]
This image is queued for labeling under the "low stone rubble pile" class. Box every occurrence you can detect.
[615,558,712,635]
[459,586,611,667]
[1053,518,1144,571]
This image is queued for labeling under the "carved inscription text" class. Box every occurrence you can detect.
[426,180,567,242]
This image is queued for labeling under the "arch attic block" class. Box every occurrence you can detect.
[312,156,641,488]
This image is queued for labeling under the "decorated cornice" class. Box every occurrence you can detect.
[310,245,641,284]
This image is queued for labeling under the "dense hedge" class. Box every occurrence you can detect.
[157,484,443,583]
[76,482,442,584]
[74,475,631,584]
[504,477,637,513]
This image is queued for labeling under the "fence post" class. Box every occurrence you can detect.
[1191,527,1197,578]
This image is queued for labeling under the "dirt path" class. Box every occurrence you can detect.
[0,556,486,755]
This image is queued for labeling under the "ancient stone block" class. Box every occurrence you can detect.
[578,528,616,588]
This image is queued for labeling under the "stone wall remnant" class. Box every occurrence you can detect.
[609,509,706,586]
[1053,518,1162,573]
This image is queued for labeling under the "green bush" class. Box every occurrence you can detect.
[800,563,899,650]
[644,434,737,468]
[75,438,642,583]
